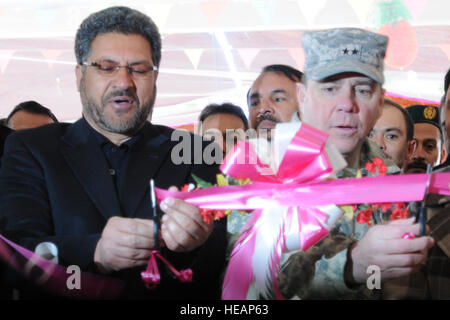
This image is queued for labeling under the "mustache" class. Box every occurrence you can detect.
[255,114,278,129]
[103,89,139,104]
[404,160,428,172]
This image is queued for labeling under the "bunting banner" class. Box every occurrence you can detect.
[199,0,228,25]
[0,50,15,74]
[237,48,261,69]
[185,49,204,69]
[40,49,63,68]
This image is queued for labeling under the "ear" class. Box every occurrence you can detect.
[407,139,417,160]
[296,82,307,113]
[75,64,82,92]
[440,144,447,164]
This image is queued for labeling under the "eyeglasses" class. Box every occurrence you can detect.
[82,60,158,78]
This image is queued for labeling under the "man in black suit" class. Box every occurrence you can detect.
[0,6,226,299]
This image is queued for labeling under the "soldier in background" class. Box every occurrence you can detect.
[404,105,445,173]
[369,99,416,170]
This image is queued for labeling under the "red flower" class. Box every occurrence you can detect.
[390,203,409,220]
[200,209,215,224]
[181,184,190,192]
[364,157,387,176]
[364,162,376,174]
[214,210,226,219]
[200,209,226,224]
[356,208,373,226]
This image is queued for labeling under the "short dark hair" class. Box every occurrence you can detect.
[383,99,414,141]
[6,101,58,125]
[262,64,303,83]
[247,64,303,105]
[74,6,162,67]
[198,103,249,130]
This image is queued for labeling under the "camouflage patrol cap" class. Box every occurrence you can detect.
[302,28,389,83]
[405,104,442,133]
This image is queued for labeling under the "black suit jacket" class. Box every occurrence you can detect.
[0,119,226,299]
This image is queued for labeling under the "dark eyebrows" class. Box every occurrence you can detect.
[95,58,150,65]
[423,138,438,145]
[249,92,261,101]
[249,89,287,100]
[271,89,287,95]
[128,59,153,66]
[384,128,402,133]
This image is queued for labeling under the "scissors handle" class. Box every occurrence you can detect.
[416,164,432,237]
[418,206,426,236]
[153,213,160,251]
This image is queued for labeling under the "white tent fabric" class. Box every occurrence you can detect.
[0,0,448,127]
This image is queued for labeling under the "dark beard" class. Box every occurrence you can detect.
[254,114,278,130]
[81,86,155,136]
[254,114,277,141]
[404,160,428,173]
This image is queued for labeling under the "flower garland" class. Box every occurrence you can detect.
[185,158,409,226]
[339,157,410,226]
[182,174,251,224]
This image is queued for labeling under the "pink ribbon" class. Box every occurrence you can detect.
[0,235,125,299]
[141,250,193,289]
[220,122,332,183]
[154,123,450,300]
[221,125,335,299]
[155,173,450,209]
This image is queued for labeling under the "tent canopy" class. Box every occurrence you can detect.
[0,0,448,127]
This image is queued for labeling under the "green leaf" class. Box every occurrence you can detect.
[191,173,214,188]
[227,176,240,185]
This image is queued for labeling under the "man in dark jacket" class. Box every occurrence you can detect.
[0,6,226,300]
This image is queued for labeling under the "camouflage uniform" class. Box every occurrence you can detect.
[276,138,399,300]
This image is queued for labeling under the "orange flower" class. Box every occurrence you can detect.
[200,209,227,224]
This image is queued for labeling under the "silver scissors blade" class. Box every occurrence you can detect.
[150,179,160,250]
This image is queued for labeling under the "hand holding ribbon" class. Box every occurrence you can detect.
[155,122,450,299]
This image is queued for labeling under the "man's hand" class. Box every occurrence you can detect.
[94,217,157,273]
[159,186,213,252]
[348,217,435,285]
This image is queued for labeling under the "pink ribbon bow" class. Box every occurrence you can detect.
[220,124,335,300]
[141,250,193,289]
[154,123,450,300]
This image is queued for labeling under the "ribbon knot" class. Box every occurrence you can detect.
[141,250,193,289]
[178,269,194,282]
[220,123,341,300]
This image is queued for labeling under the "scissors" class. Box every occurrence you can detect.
[150,179,160,250]
[416,164,432,236]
